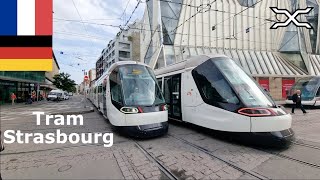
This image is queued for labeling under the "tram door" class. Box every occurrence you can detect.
[164,74,182,120]
[102,82,107,115]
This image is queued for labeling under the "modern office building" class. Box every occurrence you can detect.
[96,21,141,79]
[0,52,59,103]
[140,0,320,100]
[88,68,96,82]
[88,68,96,87]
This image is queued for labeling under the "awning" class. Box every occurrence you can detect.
[179,46,308,76]
[309,55,320,75]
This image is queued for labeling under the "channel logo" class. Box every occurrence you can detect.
[270,7,313,29]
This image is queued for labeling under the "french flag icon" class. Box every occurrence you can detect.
[0,0,53,71]
[0,0,52,35]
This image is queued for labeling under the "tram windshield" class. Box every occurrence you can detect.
[110,64,165,106]
[214,58,276,107]
[192,57,276,109]
[288,77,320,101]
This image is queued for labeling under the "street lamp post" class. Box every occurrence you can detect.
[82,69,87,98]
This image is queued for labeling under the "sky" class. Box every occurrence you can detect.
[53,0,145,84]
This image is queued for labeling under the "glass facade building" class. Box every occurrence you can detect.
[0,71,45,104]
[140,0,320,100]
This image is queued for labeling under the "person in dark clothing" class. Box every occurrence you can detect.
[292,90,307,114]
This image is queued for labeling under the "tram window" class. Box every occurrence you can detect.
[109,68,123,105]
[157,78,163,91]
[98,85,103,93]
[164,77,172,115]
[192,60,241,111]
[317,88,320,97]
[110,81,123,103]
[164,77,171,104]
[172,75,181,117]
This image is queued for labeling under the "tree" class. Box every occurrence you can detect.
[53,73,77,93]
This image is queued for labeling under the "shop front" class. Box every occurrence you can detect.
[0,80,40,104]
[0,80,17,104]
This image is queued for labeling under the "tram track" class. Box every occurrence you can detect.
[290,140,320,150]
[134,140,179,180]
[166,133,320,179]
[261,149,320,169]
[166,134,269,180]
[256,140,320,169]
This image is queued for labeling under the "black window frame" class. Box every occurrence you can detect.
[317,87,320,97]
[157,77,163,92]
[162,74,182,119]
[109,67,124,109]
[192,59,244,112]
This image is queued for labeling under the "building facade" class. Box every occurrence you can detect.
[95,21,142,80]
[88,68,96,82]
[0,52,60,103]
[140,0,320,100]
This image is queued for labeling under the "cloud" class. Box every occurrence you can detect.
[53,0,145,83]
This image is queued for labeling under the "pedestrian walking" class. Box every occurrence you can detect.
[10,92,16,105]
[32,90,36,102]
[292,90,307,114]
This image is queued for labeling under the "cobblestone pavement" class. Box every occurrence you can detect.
[286,106,320,144]
[1,96,320,179]
[137,137,245,180]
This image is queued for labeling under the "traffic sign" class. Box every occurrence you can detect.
[84,75,89,81]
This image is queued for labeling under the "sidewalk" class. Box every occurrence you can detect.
[0,100,49,110]
[1,95,124,179]
[275,101,286,106]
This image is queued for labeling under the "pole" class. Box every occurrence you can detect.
[36,83,39,102]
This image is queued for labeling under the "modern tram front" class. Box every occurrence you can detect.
[286,76,320,107]
[156,55,294,145]
[106,62,168,138]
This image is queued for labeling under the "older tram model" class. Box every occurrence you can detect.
[89,61,168,138]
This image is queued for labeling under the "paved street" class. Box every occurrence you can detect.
[1,95,320,179]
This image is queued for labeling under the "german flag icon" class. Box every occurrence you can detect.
[0,0,53,71]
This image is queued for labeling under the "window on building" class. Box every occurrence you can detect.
[237,0,257,7]
[160,0,183,45]
[112,42,115,48]
[119,42,130,50]
[112,50,115,56]
[119,51,130,58]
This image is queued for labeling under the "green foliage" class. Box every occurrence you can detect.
[53,73,77,93]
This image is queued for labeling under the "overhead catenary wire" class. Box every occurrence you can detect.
[170,0,217,33]
[212,0,263,28]
[54,31,110,41]
[120,0,131,25]
[122,0,142,28]
[53,18,121,28]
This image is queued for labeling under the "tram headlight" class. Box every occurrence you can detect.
[120,107,139,114]
[238,108,277,117]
